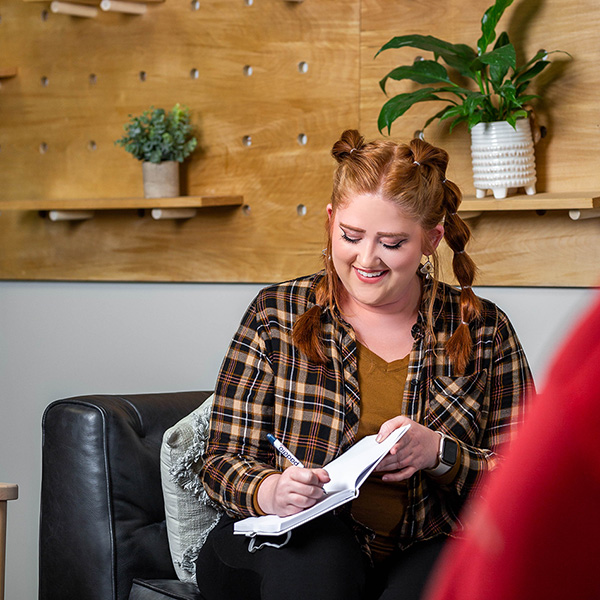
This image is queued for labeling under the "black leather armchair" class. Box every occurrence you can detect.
[40,391,212,600]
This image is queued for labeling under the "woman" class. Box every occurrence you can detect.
[197,130,534,600]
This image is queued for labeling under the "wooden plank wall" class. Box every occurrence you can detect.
[360,0,600,287]
[0,0,598,285]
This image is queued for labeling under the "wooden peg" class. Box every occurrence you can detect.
[151,208,197,220]
[48,210,95,221]
[100,0,147,15]
[569,208,600,221]
[50,1,99,18]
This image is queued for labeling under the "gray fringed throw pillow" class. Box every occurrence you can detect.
[160,394,222,583]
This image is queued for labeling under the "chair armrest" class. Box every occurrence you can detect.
[40,391,212,600]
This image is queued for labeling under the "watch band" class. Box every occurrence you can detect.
[425,432,458,477]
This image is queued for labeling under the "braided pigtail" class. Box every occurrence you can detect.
[292,278,329,363]
[292,230,343,364]
[294,130,373,363]
[442,178,482,373]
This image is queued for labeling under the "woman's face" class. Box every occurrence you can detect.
[328,192,443,313]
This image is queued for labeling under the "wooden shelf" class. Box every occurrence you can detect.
[4,192,595,213]
[459,192,600,212]
[0,68,18,79]
[0,196,244,211]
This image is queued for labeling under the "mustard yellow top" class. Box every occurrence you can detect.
[351,341,410,562]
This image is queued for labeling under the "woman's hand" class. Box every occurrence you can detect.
[256,467,330,517]
[374,416,441,482]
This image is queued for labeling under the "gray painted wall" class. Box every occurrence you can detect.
[0,280,595,599]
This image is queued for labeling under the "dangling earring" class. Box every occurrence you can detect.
[420,256,434,279]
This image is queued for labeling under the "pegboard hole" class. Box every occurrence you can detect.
[298,61,309,74]
[242,135,252,147]
[88,141,97,151]
[39,142,48,154]
[41,9,49,21]
[297,204,307,217]
[297,133,307,146]
[190,68,200,79]
[41,76,49,87]
[191,0,200,9]
[242,204,251,215]
[139,71,147,82]
[243,65,253,77]
[244,0,254,5]
[89,73,97,85]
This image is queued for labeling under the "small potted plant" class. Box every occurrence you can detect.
[116,104,198,199]
[376,0,568,199]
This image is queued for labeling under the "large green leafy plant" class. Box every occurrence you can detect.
[376,0,567,135]
[116,104,197,163]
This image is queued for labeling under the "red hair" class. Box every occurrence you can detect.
[293,130,481,373]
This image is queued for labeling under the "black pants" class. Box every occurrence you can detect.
[196,514,447,600]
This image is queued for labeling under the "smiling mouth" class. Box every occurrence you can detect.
[355,268,387,279]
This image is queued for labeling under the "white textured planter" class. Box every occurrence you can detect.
[470,119,536,199]
[142,161,180,199]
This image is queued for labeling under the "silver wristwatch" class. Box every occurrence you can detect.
[426,433,459,477]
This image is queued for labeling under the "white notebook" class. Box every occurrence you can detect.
[233,424,411,537]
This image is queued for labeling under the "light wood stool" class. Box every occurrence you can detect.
[0,484,18,600]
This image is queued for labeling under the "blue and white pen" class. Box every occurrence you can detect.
[266,434,305,468]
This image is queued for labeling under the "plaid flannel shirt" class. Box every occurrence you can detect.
[201,271,534,547]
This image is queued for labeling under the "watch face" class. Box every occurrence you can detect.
[442,439,458,465]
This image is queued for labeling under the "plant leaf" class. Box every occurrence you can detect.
[477,0,515,55]
[513,93,540,104]
[379,60,452,92]
[437,105,466,122]
[472,43,516,73]
[116,104,197,162]
[376,34,477,79]
[513,59,550,88]
[499,80,518,104]
[377,88,446,134]
[467,111,485,130]
[450,114,471,132]
[423,107,457,130]
[493,31,510,50]
[510,109,530,124]
[480,43,517,89]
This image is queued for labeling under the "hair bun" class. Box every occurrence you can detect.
[331,129,365,163]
